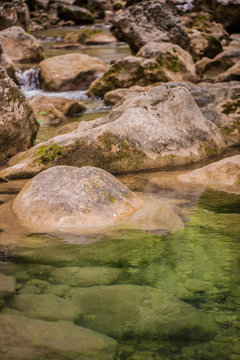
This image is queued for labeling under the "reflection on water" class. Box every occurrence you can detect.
[0,171,239,360]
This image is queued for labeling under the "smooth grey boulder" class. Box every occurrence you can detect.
[12,166,143,233]
[0,67,38,163]
[111,0,190,52]
[0,314,118,360]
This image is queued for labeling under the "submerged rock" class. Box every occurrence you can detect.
[0,273,15,302]
[0,26,43,63]
[0,67,38,163]
[40,53,107,91]
[72,284,218,340]
[9,293,80,321]
[49,266,121,287]
[178,155,240,187]
[0,85,226,178]
[12,166,143,232]
[0,314,118,360]
[111,0,190,52]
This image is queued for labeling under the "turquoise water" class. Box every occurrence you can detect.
[0,173,239,360]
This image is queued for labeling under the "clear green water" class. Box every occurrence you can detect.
[0,173,239,360]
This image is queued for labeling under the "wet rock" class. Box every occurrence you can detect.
[197,47,240,81]
[40,53,107,91]
[72,284,218,340]
[0,314,118,360]
[49,266,121,286]
[111,0,190,53]
[0,85,226,178]
[9,293,80,321]
[0,67,38,163]
[0,273,15,301]
[137,42,197,82]
[57,3,94,24]
[178,155,240,187]
[0,0,30,31]
[63,27,116,45]
[12,166,143,232]
[0,26,43,63]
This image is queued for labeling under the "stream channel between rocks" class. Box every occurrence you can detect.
[0,25,240,360]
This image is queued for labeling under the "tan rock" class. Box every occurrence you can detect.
[63,28,117,45]
[0,26,43,63]
[40,53,107,91]
[178,155,240,187]
[12,166,143,233]
[0,66,38,163]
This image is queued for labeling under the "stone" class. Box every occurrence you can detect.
[0,314,118,360]
[29,95,86,117]
[0,273,15,301]
[12,166,143,232]
[9,293,80,321]
[216,0,240,33]
[178,155,240,187]
[0,0,30,31]
[0,26,43,63]
[0,43,16,81]
[104,85,145,106]
[40,53,107,91]
[137,42,197,82]
[0,85,227,179]
[216,62,240,82]
[198,47,240,81]
[72,284,218,340]
[88,47,197,98]
[31,103,67,126]
[0,67,38,163]
[57,3,94,24]
[63,28,116,45]
[111,0,190,53]
[189,29,223,61]
[49,266,121,286]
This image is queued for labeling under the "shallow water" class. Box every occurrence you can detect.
[0,171,239,360]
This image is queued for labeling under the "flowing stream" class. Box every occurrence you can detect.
[0,25,239,360]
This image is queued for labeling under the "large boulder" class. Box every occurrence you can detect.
[0,85,227,178]
[71,284,218,340]
[0,314,118,360]
[57,3,94,24]
[0,67,38,164]
[12,166,143,232]
[111,0,190,53]
[40,53,107,91]
[0,0,30,31]
[88,44,197,97]
[178,155,240,187]
[0,26,43,63]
